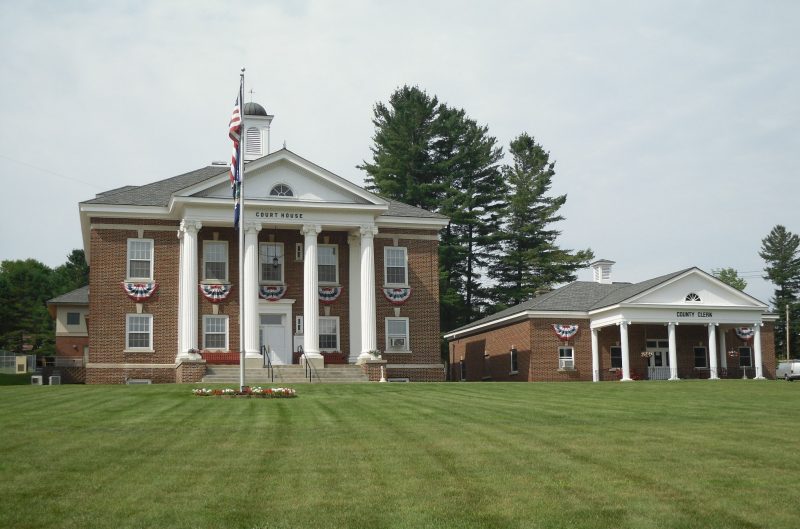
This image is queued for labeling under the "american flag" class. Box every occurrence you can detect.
[229,86,243,228]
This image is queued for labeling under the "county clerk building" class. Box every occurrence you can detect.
[78,102,448,384]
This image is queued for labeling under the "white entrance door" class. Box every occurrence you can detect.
[260,314,289,365]
[646,339,670,380]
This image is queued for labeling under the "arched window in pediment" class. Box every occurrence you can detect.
[269,184,293,197]
[685,292,701,302]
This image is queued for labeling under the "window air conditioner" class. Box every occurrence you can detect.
[559,358,574,370]
[389,337,406,349]
[48,375,61,385]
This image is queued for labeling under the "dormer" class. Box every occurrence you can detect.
[242,102,274,161]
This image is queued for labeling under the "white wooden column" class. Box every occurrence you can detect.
[620,322,632,381]
[176,227,185,357]
[358,225,378,362]
[708,323,719,380]
[668,322,679,380]
[754,323,765,379]
[348,233,362,363]
[302,224,322,359]
[591,328,600,382]
[243,222,262,357]
[719,327,728,370]
[178,219,201,358]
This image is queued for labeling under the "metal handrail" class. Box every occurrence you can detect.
[261,345,274,383]
[299,352,316,383]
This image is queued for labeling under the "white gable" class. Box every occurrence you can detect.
[182,150,385,208]
[627,270,765,308]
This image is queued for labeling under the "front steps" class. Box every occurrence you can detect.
[201,364,370,384]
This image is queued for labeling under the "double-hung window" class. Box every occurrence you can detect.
[127,239,153,280]
[318,245,338,284]
[694,346,708,368]
[126,314,153,351]
[66,312,80,326]
[558,346,574,369]
[259,243,284,283]
[203,241,228,282]
[610,346,622,369]
[739,347,752,367]
[319,317,339,350]
[386,317,409,351]
[384,247,408,286]
[203,315,228,350]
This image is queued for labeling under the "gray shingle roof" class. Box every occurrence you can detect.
[448,268,695,335]
[48,285,89,305]
[383,199,447,219]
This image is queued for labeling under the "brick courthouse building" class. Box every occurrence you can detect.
[446,260,778,382]
[78,102,448,384]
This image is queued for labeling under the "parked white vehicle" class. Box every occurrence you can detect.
[776,360,800,381]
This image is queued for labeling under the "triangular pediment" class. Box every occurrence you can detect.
[625,269,766,308]
[180,149,386,207]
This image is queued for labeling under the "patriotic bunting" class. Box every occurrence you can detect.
[259,285,287,301]
[383,287,412,305]
[199,283,232,303]
[553,324,579,340]
[734,327,754,341]
[121,281,159,302]
[319,286,343,304]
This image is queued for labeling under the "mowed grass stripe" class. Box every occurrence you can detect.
[1,381,798,528]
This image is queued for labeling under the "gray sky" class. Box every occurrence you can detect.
[1,1,798,306]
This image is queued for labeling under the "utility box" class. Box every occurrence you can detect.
[31,375,43,385]
[49,375,61,385]
[15,355,26,374]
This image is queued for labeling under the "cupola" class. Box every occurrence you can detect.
[242,102,274,161]
[590,259,615,284]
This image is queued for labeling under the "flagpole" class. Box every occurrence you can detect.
[238,68,246,391]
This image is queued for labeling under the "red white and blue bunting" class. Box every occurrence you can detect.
[199,283,232,303]
[259,285,287,301]
[383,287,412,305]
[734,327,754,341]
[553,324,579,340]
[319,286,343,304]
[121,281,159,302]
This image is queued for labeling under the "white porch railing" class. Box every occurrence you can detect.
[647,366,671,380]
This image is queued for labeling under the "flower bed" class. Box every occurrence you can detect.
[192,386,297,398]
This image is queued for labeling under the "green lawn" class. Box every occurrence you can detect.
[0,381,798,529]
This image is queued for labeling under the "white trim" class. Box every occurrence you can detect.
[126,238,154,281]
[443,311,588,339]
[202,240,229,282]
[376,233,439,241]
[318,316,340,351]
[202,314,229,351]
[385,317,410,352]
[384,246,409,287]
[91,223,178,232]
[125,313,153,352]
[376,216,449,229]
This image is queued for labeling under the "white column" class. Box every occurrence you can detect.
[243,222,262,357]
[708,323,719,380]
[176,227,185,357]
[719,327,728,370]
[178,220,201,358]
[358,225,379,362]
[591,328,600,382]
[620,322,632,381]
[302,224,322,359]
[348,233,362,363]
[754,323,765,379]
[668,322,679,380]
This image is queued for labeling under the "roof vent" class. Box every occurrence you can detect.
[590,259,615,284]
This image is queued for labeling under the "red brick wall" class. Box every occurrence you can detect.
[176,360,207,383]
[55,336,88,357]
[449,319,532,381]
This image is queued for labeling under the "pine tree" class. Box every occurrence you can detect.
[759,225,800,358]
[489,133,593,310]
[712,267,747,291]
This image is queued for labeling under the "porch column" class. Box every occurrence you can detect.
[348,233,362,363]
[708,323,719,380]
[302,224,322,359]
[243,222,262,358]
[620,321,632,381]
[591,328,600,382]
[358,225,379,362]
[754,323,765,379]
[178,219,201,358]
[719,328,728,370]
[176,227,185,357]
[668,322,679,380]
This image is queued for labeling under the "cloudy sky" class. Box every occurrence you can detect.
[1,1,798,305]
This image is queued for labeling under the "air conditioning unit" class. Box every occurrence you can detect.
[389,337,406,349]
[31,375,43,385]
[559,359,574,370]
[126,379,152,385]
[49,375,61,385]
